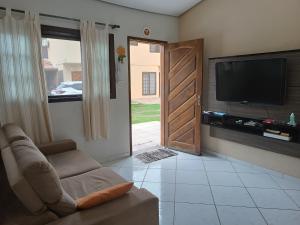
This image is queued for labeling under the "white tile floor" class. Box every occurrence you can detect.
[104,151,300,225]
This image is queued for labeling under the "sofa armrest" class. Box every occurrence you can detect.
[45,188,159,225]
[37,139,77,155]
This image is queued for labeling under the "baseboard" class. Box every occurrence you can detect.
[99,152,130,164]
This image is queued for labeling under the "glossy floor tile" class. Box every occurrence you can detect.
[113,167,147,182]
[271,175,300,190]
[260,208,300,225]
[175,184,214,204]
[211,186,255,207]
[285,189,300,207]
[177,159,204,171]
[144,169,176,183]
[142,182,175,202]
[159,202,174,225]
[174,203,220,225]
[207,171,244,187]
[238,173,280,189]
[176,170,208,185]
[247,188,298,210]
[105,150,300,225]
[217,206,267,225]
[204,160,235,172]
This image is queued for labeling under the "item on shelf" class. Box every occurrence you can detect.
[263,132,292,141]
[281,132,290,137]
[203,111,213,114]
[288,113,297,127]
[244,121,258,127]
[262,119,275,124]
[265,129,281,134]
[202,111,299,144]
[213,112,226,117]
[235,119,243,125]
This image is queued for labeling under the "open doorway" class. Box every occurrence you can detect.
[128,37,166,155]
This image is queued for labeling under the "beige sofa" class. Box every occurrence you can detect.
[0,124,159,225]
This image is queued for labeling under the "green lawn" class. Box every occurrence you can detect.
[131,103,160,124]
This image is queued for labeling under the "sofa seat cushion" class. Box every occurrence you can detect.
[47,150,101,179]
[45,188,159,225]
[61,168,136,199]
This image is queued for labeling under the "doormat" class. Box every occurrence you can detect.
[135,149,178,163]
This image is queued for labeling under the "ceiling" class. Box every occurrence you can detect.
[99,0,203,16]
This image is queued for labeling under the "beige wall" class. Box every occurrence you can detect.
[130,43,161,100]
[179,0,300,178]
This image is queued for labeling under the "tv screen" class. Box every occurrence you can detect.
[215,58,287,105]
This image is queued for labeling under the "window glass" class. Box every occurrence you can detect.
[142,72,156,95]
[149,44,160,53]
[42,38,82,96]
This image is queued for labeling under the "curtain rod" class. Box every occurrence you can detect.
[0,6,120,29]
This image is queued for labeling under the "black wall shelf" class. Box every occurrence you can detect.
[202,111,300,152]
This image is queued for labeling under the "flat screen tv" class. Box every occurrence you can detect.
[215,58,287,105]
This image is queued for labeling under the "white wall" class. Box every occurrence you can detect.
[179,0,300,178]
[0,0,178,162]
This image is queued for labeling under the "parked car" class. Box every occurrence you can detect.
[51,81,82,96]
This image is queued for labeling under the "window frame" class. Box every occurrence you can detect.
[142,72,156,96]
[41,25,116,103]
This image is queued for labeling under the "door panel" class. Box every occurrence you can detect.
[164,39,203,155]
[169,105,195,133]
[168,81,196,113]
[169,55,196,90]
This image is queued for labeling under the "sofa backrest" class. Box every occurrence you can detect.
[11,139,77,216]
[2,123,28,143]
[1,123,77,217]
[1,146,47,215]
[0,127,9,150]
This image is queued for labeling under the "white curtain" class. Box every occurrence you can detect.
[80,21,110,140]
[0,9,53,143]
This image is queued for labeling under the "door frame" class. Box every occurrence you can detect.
[127,36,167,156]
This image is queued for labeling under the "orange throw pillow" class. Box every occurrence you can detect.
[76,182,134,209]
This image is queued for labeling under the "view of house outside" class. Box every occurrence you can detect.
[130,42,161,124]
[42,38,82,96]
[43,39,161,124]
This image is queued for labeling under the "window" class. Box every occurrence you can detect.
[142,72,156,95]
[149,44,160,53]
[42,38,82,98]
[41,25,116,103]
[41,25,82,102]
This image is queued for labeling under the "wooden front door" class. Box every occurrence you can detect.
[164,39,203,155]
